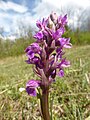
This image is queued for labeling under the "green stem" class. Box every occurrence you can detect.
[40,88,50,120]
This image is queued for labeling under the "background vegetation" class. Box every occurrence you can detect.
[0,45,90,120]
[0,29,90,58]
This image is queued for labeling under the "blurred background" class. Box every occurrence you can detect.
[0,0,90,58]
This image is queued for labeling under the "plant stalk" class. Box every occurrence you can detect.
[40,88,50,120]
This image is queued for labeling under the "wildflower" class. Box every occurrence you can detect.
[19,88,25,92]
[36,18,48,30]
[25,12,72,92]
[25,12,72,120]
[26,80,41,96]
[59,38,72,48]
[57,69,64,77]
[34,31,43,40]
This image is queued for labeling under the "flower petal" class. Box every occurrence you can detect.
[26,87,37,96]
[26,80,40,88]
[57,69,64,77]
[34,31,43,40]
[26,80,41,96]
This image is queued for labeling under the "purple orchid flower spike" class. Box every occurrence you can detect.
[25,11,72,91]
[25,12,72,120]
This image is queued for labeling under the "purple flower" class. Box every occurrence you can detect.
[56,48,64,59]
[25,43,41,60]
[26,80,41,96]
[57,59,70,78]
[27,51,34,59]
[25,56,39,64]
[34,31,43,40]
[60,59,70,68]
[59,38,72,48]
[36,20,43,29]
[52,27,65,40]
[25,43,41,53]
[36,18,48,30]
[57,69,64,77]
[25,12,72,94]
[58,14,67,26]
[61,14,67,25]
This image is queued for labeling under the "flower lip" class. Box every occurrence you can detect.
[26,87,37,96]
[60,59,70,68]
[57,69,64,77]
[26,80,41,96]
[59,38,72,48]
[26,80,40,87]
[34,31,44,40]
[52,27,65,40]
[25,43,41,53]
[25,43,42,62]
[25,56,39,64]
[27,50,34,59]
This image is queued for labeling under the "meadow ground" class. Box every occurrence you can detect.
[0,45,90,120]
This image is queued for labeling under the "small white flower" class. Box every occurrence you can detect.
[19,87,25,92]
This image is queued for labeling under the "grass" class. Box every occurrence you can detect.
[0,45,90,120]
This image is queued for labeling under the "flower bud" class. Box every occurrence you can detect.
[50,12,58,24]
[47,17,55,31]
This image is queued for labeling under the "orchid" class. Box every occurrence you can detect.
[26,80,41,96]
[25,12,72,120]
